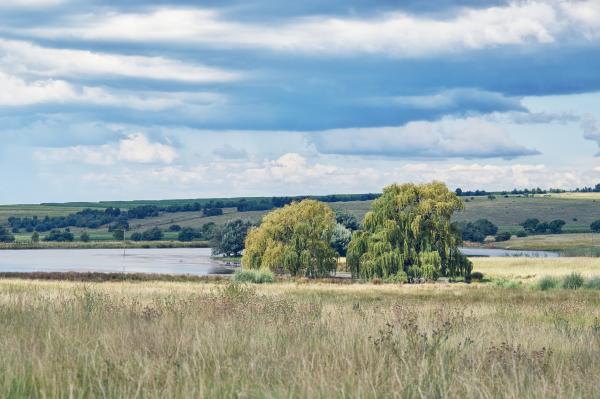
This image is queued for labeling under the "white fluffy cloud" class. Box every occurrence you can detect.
[311,117,539,159]
[19,1,600,57]
[0,71,224,110]
[0,39,241,83]
[34,133,177,165]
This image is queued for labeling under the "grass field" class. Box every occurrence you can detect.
[491,233,600,256]
[471,257,600,281]
[0,273,599,398]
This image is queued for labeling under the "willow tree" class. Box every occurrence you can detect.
[347,182,472,281]
[242,199,338,278]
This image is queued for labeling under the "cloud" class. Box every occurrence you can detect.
[581,114,600,155]
[211,144,248,160]
[0,38,241,83]
[17,2,600,57]
[311,117,540,159]
[0,71,224,110]
[34,133,177,165]
[0,0,65,8]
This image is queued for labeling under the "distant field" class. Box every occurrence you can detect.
[471,257,600,281]
[546,192,600,200]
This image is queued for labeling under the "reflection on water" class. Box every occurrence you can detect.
[459,247,559,258]
[0,247,559,275]
[0,248,230,275]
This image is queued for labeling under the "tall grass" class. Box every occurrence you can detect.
[0,280,598,397]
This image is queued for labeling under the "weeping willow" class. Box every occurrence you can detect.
[347,182,472,280]
[242,199,338,278]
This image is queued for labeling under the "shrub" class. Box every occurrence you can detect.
[407,265,422,283]
[562,272,584,289]
[469,271,484,282]
[537,276,560,291]
[233,269,275,284]
[80,232,90,242]
[421,263,439,281]
[130,232,143,241]
[371,277,383,285]
[384,271,408,284]
[495,232,512,242]
[516,230,527,238]
[584,277,600,290]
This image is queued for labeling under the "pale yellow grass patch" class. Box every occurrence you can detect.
[472,257,600,281]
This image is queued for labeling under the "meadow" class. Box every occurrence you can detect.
[0,269,599,398]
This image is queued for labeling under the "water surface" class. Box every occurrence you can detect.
[0,248,230,275]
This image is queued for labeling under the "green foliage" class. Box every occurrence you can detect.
[242,199,338,278]
[516,230,528,238]
[31,231,40,243]
[232,269,275,284]
[169,224,182,232]
[537,276,560,291]
[548,220,566,234]
[335,211,359,231]
[45,229,74,242]
[330,223,352,256]
[212,219,252,257]
[521,218,541,233]
[562,273,584,289]
[0,226,15,243]
[177,227,196,242]
[494,279,521,289]
[80,232,91,242]
[455,218,498,243]
[131,227,163,241]
[591,220,600,233]
[583,277,600,290]
[112,229,124,241]
[347,182,472,281]
[495,232,512,242]
[384,270,408,284]
[469,271,484,282]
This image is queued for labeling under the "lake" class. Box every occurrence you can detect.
[459,247,559,258]
[0,248,233,275]
[0,247,559,275]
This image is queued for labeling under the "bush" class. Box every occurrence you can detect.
[371,277,383,285]
[384,271,408,284]
[537,276,560,291]
[169,224,182,232]
[495,232,512,242]
[80,232,90,242]
[583,277,600,290]
[407,265,422,283]
[469,271,484,282]
[494,279,520,289]
[421,263,439,281]
[130,232,143,241]
[516,230,527,238]
[232,269,275,284]
[562,272,584,289]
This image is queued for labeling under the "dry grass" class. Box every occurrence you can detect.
[472,257,600,282]
[492,233,597,251]
[0,279,599,398]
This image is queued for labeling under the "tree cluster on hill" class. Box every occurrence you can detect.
[44,229,74,242]
[521,218,566,234]
[0,226,15,243]
[574,183,600,192]
[130,227,163,241]
[177,223,217,242]
[454,219,498,243]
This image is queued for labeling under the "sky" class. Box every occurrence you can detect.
[1,0,600,204]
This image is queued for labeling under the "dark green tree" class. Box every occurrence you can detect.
[0,227,15,243]
[335,211,360,231]
[213,219,253,257]
[330,223,352,257]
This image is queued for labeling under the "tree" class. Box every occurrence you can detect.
[0,226,15,243]
[473,219,498,236]
[212,219,253,257]
[178,227,197,242]
[80,232,91,242]
[112,229,125,241]
[243,200,338,278]
[347,182,472,281]
[335,211,359,231]
[31,231,40,243]
[548,219,566,234]
[495,232,512,242]
[591,220,600,233]
[130,232,143,241]
[534,222,549,234]
[45,229,74,242]
[521,218,540,233]
[141,227,163,241]
[330,223,352,257]
[169,224,182,232]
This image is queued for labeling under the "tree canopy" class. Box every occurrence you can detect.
[212,219,253,257]
[242,199,338,277]
[347,182,471,281]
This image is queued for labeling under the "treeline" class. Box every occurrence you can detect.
[7,194,379,233]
